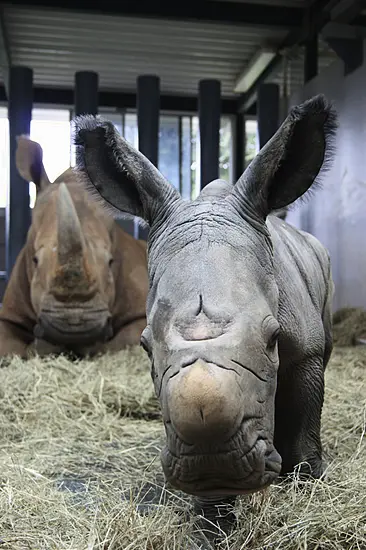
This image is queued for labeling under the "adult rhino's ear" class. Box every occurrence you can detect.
[72,115,181,226]
[231,94,338,219]
[15,135,51,192]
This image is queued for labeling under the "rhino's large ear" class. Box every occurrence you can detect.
[72,115,181,225]
[231,94,338,219]
[15,135,51,191]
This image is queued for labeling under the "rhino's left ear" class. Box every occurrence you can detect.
[15,135,51,191]
[231,94,338,218]
[72,115,181,226]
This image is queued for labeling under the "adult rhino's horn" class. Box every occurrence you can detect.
[57,182,85,266]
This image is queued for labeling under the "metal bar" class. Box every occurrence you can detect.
[0,6,11,98]
[198,79,221,189]
[304,34,319,82]
[189,116,193,200]
[137,75,160,166]
[6,0,304,28]
[74,71,99,116]
[234,113,245,182]
[257,83,280,149]
[6,66,33,280]
[0,85,239,115]
[178,115,183,195]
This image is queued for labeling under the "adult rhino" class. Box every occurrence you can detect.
[73,95,336,531]
[0,136,148,359]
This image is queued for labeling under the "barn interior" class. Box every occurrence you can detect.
[0,1,365,548]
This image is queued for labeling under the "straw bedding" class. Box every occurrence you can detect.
[332,307,366,346]
[0,345,365,549]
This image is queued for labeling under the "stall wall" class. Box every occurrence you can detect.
[286,39,366,311]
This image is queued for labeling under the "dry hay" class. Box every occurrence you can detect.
[0,346,365,550]
[333,307,366,346]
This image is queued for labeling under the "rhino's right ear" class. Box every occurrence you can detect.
[73,115,181,225]
[15,135,51,191]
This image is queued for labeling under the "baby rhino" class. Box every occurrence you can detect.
[74,95,337,532]
[0,136,148,359]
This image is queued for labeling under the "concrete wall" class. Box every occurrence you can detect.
[286,39,366,311]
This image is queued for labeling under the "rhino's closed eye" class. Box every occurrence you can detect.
[267,328,280,351]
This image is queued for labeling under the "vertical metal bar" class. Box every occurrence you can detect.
[136,75,160,167]
[304,34,318,83]
[121,111,125,137]
[257,83,280,149]
[74,71,99,116]
[198,79,221,189]
[6,65,33,279]
[234,113,245,181]
[189,116,193,199]
[178,115,183,195]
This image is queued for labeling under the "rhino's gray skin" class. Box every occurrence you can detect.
[73,95,336,534]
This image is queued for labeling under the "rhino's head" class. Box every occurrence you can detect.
[73,95,337,496]
[16,136,117,350]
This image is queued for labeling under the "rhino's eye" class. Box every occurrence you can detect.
[108,258,114,268]
[32,256,39,267]
[267,328,280,351]
[140,337,152,360]
[140,327,152,358]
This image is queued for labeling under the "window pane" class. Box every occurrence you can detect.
[0,108,9,209]
[159,115,179,190]
[30,108,71,207]
[181,117,191,200]
[219,116,233,184]
[191,116,200,200]
[124,113,138,148]
[245,119,259,168]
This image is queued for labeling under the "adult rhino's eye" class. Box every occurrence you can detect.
[267,327,280,351]
[32,256,39,267]
[108,258,114,268]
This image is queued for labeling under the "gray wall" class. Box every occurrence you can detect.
[286,39,366,312]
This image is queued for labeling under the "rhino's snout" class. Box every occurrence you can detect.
[35,307,113,347]
[166,359,243,444]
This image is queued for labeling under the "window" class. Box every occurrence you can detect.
[30,108,71,207]
[124,113,138,149]
[245,119,259,168]
[219,116,233,183]
[0,107,9,209]
[0,108,235,209]
[159,116,180,190]
[180,117,192,201]
[190,115,234,199]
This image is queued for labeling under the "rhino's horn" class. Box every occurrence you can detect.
[57,182,85,266]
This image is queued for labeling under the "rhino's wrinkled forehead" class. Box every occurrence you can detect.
[147,193,273,285]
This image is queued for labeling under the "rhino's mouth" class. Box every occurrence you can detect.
[160,432,282,497]
[35,310,113,347]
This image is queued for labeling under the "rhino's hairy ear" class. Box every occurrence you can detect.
[15,135,51,191]
[232,94,338,218]
[72,115,181,225]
